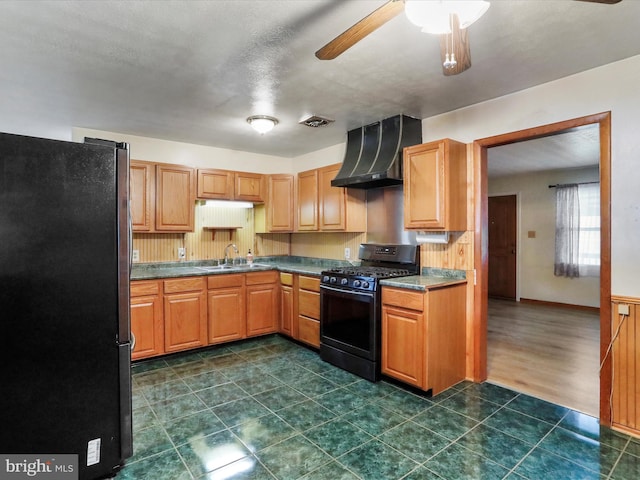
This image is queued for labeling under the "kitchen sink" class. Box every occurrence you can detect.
[194,264,271,272]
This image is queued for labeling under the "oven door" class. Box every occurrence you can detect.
[320,284,377,361]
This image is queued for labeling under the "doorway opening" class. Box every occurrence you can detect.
[473,112,612,423]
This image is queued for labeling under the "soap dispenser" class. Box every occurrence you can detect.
[246,249,253,266]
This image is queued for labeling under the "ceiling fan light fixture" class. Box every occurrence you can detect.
[247,115,278,134]
[405,0,490,34]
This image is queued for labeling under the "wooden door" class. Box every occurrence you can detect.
[156,164,195,231]
[280,284,294,336]
[130,161,154,232]
[246,283,278,336]
[382,305,424,388]
[318,164,346,231]
[234,172,264,202]
[488,195,517,299]
[197,169,233,199]
[296,169,318,231]
[268,174,295,231]
[404,141,446,230]
[208,286,246,344]
[130,294,164,360]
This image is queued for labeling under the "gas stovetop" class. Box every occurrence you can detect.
[320,244,419,292]
[323,266,414,279]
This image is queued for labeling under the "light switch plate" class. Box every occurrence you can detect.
[178,247,186,259]
[344,247,351,259]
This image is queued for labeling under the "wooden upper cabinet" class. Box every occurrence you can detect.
[295,164,366,233]
[156,164,196,232]
[318,164,345,230]
[235,172,264,202]
[297,169,319,231]
[197,169,234,200]
[130,160,155,232]
[267,174,295,232]
[403,139,467,231]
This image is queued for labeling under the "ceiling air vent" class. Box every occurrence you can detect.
[299,115,334,128]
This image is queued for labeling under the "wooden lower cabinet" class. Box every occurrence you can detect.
[381,284,466,395]
[163,277,207,353]
[246,271,279,336]
[207,274,245,344]
[130,280,164,360]
[296,275,321,348]
[279,273,294,336]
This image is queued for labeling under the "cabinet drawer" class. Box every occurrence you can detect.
[208,273,244,289]
[164,277,205,294]
[298,316,320,348]
[280,272,293,287]
[382,287,424,311]
[299,289,320,319]
[299,275,320,292]
[246,270,278,285]
[131,280,160,297]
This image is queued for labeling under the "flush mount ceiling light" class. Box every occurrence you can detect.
[404,0,490,34]
[247,115,279,134]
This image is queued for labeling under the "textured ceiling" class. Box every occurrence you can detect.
[0,0,637,159]
[488,125,600,178]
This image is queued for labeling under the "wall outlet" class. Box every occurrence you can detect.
[132,250,140,262]
[618,304,630,316]
[344,247,351,260]
[178,247,186,259]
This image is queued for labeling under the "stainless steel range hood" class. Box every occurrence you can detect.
[331,114,422,189]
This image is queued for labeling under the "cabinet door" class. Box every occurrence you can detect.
[246,283,278,336]
[164,291,207,353]
[318,164,346,231]
[208,286,246,344]
[296,169,318,231]
[156,164,195,231]
[197,169,233,200]
[268,174,295,231]
[404,142,446,230]
[130,294,164,360]
[235,172,264,202]
[280,284,294,336]
[382,305,425,388]
[130,160,154,232]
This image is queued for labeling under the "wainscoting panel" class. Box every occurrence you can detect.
[611,296,640,436]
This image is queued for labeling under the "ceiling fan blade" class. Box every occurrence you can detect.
[440,15,471,76]
[315,0,404,60]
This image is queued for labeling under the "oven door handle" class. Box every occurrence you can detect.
[320,284,375,300]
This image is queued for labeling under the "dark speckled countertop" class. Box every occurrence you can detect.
[130,256,352,280]
[131,257,467,291]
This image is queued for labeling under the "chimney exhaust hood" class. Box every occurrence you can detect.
[331,114,422,189]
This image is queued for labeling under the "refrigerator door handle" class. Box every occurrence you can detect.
[131,332,136,351]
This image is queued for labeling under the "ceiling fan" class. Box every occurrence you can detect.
[315,0,622,76]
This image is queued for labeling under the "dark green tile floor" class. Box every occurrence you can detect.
[121,335,640,479]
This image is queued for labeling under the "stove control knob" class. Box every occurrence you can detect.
[322,275,330,283]
[341,278,348,286]
[361,281,370,289]
[353,280,361,288]
[330,277,337,284]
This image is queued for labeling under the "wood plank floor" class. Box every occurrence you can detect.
[487,298,600,417]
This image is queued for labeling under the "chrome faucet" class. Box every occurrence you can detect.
[224,243,239,265]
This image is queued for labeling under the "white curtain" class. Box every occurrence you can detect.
[577,183,600,277]
[554,184,580,278]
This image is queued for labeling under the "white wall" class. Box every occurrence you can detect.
[423,55,640,298]
[72,127,292,174]
[489,167,600,307]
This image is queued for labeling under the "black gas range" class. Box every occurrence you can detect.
[319,244,419,381]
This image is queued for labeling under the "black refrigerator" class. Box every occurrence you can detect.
[0,132,133,479]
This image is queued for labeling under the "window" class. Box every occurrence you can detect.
[554,182,600,278]
[577,183,600,276]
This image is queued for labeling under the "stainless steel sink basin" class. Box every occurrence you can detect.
[195,264,271,272]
